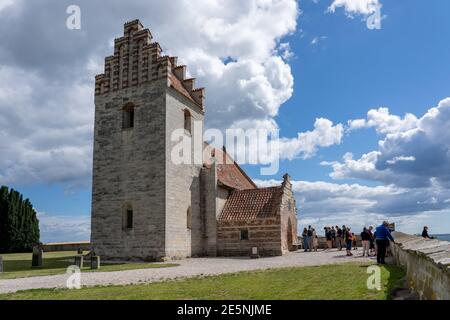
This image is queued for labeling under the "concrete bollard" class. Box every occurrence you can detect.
[32,246,43,267]
[91,256,100,270]
[74,255,84,268]
[0,256,3,273]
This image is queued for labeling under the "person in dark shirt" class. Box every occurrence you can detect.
[336,226,343,251]
[361,227,371,257]
[302,228,309,252]
[331,227,336,248]
[422,226,433,239]
[325,227,332,249]
[307,226,313,252]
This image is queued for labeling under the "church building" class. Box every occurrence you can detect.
[91,20,298,260]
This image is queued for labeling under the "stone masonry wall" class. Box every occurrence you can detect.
[279,176,298,254]
[92,20,206,261]
[91,80,167,261]
[390,232,450,300]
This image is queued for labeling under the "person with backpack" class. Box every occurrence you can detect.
[345,227,353,256]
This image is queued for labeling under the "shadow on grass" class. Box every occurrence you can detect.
[3,256,76,272]
[357,263,406,300]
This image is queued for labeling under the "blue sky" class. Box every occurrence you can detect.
[1,0,450,242]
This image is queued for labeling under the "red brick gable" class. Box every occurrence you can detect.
[219,186,283,221]
[203,143,257,190]
[95,20,205,109]
[216,163,257,190]
[168,73,197,105]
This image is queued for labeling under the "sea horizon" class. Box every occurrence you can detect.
[433,234,450,242]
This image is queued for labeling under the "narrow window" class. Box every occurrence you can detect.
[126,209,133,229]
[123,204,134,230]
[123,103,135,129]
[240,229,249,241]
[288,200,292,211]
[186,206,192,230]
[184,109,192,134]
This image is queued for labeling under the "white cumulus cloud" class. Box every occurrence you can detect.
[327,97,450,188]
[328,0,381,17]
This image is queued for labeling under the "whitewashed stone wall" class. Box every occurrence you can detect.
[165,89,204,258]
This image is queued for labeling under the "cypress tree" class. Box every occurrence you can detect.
[0,186,40,253]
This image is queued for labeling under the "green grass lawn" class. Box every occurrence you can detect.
[0,263,405,300]
[0,251,178,280]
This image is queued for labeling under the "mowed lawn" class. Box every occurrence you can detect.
[0,251,178,280]
[0,263,405,300]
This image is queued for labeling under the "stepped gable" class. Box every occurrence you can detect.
[95,19,205,109]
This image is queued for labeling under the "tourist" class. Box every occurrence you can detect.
[312,228,319,252]
[345,227,353,256]
[361,227,371,257]
[374,221,395,264]
[331,226,336,248]
[325,227,332,249]
[302,228,309,252]
[422,226,433,239]
[307,226,313,252]
[368,226,375,256]
[352,231,358,250]
[336,226,343,251]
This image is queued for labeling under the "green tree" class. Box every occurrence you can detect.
[0,186,40,253]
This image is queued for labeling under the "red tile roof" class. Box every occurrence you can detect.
[219,186,283,221]
[169,73,198,106]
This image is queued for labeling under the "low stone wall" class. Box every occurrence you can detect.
[390,232,450,300]
[42,241,91,252]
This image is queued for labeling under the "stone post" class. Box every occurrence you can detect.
[74,255,84,268]
[32,245,43,267]
[251,247,259,259]
[91,256,100,270]
[0,256,3,273]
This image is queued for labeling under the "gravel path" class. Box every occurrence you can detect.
[0,249,375,294]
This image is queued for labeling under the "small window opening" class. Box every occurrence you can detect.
[123,104,135,129]
[187,206,192,230]
[126,210,133,229]
[184,109,192,134]
[240,229,249,241]
[123,204,134,230]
